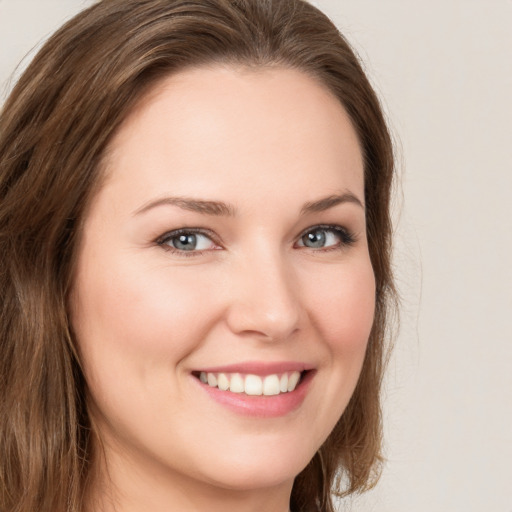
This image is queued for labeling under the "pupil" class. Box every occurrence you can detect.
[174,234,197,250]
[305,230,325,248]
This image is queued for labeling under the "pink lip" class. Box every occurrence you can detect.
[195,361,313,376]
[192,367,316,418]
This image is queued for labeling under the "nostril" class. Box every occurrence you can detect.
[225,307,302,342]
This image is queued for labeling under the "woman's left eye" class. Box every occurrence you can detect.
[295,226,355,250]
[157,230,218,253]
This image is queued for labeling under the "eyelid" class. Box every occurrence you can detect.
[294,224,357,249]
[156,227,222,255]
[155,224,357,257]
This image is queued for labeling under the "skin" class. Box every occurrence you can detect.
[70,65,376,512]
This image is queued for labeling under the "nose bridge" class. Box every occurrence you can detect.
[225,244,302,341]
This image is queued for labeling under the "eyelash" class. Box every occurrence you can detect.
[296,224,357,251]
[156,228,219,258]
[156,225,357,257]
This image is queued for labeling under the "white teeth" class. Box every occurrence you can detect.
[217,373,229,391]
[199,370,303,395]
[263,374,280,396]
[229,373,244,393]
[279,373,288,393]
[287,371,300,392]
[245,374,263,395]
[207,373,217,387]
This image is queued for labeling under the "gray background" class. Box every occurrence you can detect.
[1,1,511,511]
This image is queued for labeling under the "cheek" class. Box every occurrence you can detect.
[308,258,376,361]
[70,252,222,388]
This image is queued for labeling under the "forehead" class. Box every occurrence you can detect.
[101,65,364,211]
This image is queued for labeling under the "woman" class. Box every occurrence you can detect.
[0,1,395,511]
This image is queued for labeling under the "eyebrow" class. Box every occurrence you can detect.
[300,192,364,214]
[133,196,236,217]
[133,191,364,217]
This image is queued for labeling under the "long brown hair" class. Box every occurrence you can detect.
[0,1,395,511]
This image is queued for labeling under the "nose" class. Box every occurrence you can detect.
[224,250,303,342]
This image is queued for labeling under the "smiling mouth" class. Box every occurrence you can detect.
[193,370,307,396]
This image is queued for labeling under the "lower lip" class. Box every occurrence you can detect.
[195,371,315,418]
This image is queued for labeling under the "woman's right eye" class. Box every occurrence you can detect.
[157,229,218,254]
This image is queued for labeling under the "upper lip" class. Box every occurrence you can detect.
[194,361,314,376]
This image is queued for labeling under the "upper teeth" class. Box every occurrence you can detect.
[199,371,302,396]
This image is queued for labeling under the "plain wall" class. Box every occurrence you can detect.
[1,1,511,511]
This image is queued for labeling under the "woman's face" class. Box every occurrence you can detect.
[70,66,375,501]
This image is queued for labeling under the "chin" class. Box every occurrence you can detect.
[194,437,316,492]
